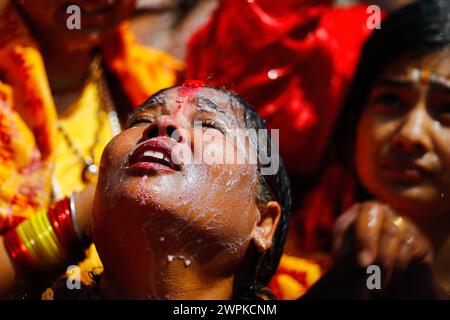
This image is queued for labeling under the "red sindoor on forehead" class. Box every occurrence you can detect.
[182,79,205,88]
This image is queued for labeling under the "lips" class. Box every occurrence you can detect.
[127,138,183,175]
[380,159,430,183]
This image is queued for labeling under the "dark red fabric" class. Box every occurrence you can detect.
[185,0,374,177]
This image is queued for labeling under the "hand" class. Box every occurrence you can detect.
[74,183,96,241]
[333,201,434,287]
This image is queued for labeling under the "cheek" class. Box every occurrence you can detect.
[356,113,395,175]
[355,115,377,176]
[178,161,258,240]
[432,128,450,182]
[97,128,144,197]
[102,127,143,165]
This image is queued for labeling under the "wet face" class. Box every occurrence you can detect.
[92,86,278,298]
[355,47,450,222]
[15,0,136,49]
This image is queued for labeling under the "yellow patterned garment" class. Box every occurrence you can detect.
[54,81,114,279]
[54,81,113,198]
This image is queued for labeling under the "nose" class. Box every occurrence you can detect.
[142,116,185,143]
[390,108,432,156]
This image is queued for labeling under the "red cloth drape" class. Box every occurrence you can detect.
[185,0,373,177]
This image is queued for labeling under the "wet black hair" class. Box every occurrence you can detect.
[333,0,450,166]
[224,93,292,300]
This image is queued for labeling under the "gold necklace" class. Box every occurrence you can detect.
[55,56,121,186]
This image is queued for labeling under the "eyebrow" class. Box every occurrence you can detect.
[195,96,227,115]
[127,95,167,119]
[375,76,450,93]
[374,77,414,87]
[140,94,167,111]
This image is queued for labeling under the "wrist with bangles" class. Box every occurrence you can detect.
[3,193,89,274]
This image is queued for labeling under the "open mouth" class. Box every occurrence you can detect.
[126,138,182,174]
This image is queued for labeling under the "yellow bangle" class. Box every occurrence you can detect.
[15,209,67,271]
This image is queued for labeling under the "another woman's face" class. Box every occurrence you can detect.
[356,47,450,222]
[93,86,261,294]
[16,0,135,49]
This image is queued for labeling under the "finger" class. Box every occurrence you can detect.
[376,217,403,287]
[407,224,434,266]
[395,239,415,275]
[395,224,433,272]
[355,202,387,267]
[332,203,360,257]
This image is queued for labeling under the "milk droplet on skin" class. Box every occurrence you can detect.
[138,175,149,206]
[167,255,174,262]
[184,259,192,267]
[160,237,165,242]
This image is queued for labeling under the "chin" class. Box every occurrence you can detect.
[379,184,445,220]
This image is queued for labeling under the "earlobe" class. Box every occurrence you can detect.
[251,201,281,253]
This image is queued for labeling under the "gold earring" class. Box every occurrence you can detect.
[257,238,266,251]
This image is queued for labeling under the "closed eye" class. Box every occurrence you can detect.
[126,115,155,128]
[199,119,226,134]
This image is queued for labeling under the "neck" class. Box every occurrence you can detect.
[98,260,234,300]
[41,40,94,93]
[37,33,95,114]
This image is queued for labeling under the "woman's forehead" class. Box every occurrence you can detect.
[381,48,450,79]
[131,86,245,123]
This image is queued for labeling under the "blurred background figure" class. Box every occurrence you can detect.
[131,0,218,60]
[294,0,450,299]
[0,0,184,298]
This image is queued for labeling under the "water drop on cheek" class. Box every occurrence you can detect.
[138,175,149,206]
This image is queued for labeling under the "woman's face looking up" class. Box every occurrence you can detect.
[356,47,450,223]
[93,86,280,297]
